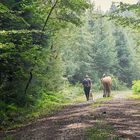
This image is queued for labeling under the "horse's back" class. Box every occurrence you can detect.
[101,76,112,85]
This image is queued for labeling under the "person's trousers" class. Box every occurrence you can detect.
[84,87,90,101]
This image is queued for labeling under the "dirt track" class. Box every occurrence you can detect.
[0,91,140,140]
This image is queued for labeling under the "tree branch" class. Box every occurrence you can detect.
[42,0,59,32]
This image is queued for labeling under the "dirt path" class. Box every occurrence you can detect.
[0,91,140,140]
[95,99,140,139]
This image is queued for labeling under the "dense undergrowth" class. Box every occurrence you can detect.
[0,84,83,130]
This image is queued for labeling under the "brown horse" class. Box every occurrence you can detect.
[101,76,112,97]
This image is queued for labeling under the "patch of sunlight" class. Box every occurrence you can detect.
[125,109,139,114]
[63,123,90,130]
[132,114,140,117]
[118,130,134,135]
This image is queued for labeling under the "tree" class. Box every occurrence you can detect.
[109,2,140,32]
[61,8,118,84]
[109,2,140,86]
[0,0,89,128]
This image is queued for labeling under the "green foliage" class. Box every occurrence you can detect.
[0,93,59,129]
[61,4,140,91]
[112,27,139,86]
[111,76,127,90]
[61,7,140,88]
[62,13,118,84]
[0,30,44,106]
[0,0,89,129]
[0,3,29,29]
[109,2,140,32]
[132,80,140,94]
[58,82,84,104]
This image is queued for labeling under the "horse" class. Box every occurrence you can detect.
[101,76,112,97]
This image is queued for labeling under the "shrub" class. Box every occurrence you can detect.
[111,76,127,90]
[132,80,140,94]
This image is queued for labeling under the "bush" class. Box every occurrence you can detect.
[111,76,127,90]
[132,80,140,94]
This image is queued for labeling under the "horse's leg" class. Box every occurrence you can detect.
[107,90,110,97]
[104,83,109,97]
[106,84,109,97]
[103,87,106,97]
[107,84,111,97]
[103,84,107,97]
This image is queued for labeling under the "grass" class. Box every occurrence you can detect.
[86,121,120,140]
[128,94,140,100]
[92,95,113,108]
[1,136,14,140]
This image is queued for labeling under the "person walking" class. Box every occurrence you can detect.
[82,75,92,101]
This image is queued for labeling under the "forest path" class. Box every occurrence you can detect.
[0,91,140,140]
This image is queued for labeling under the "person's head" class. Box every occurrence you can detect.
[85,75,89,78]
